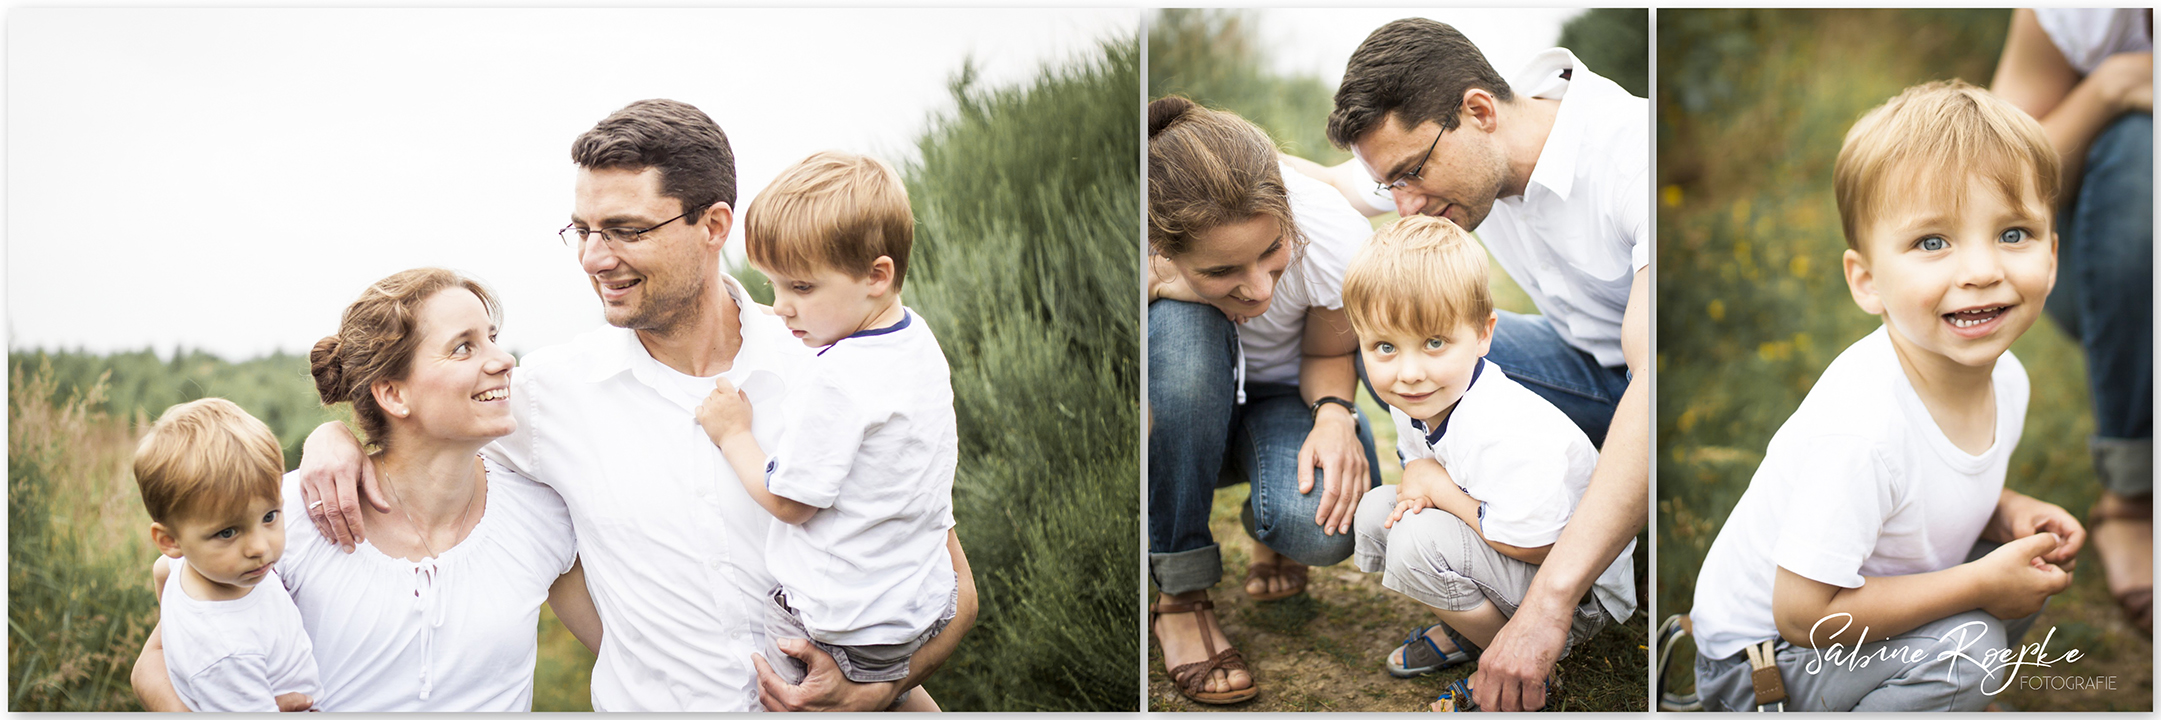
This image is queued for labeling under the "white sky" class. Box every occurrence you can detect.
[6,8,1135,359]
[1247,9,1578,88]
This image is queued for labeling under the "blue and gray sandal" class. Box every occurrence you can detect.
[1387,624,1474,678]
[1431,675,1558,712]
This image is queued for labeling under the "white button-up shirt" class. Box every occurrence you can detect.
[485,275,810,711]
[1478,48,1649,368]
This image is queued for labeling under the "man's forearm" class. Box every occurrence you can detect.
[1518,374,1648,618]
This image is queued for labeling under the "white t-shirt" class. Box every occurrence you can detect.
[1363,49,1647,368]
[1689,327,2029,661]
[2036,8,2152,75]
[276,462,577,711]
[1236,159,1372,390]
[159,562,319,712]
[764,309,958,646]
[485,274,811,711]
[1389,359,1636,621]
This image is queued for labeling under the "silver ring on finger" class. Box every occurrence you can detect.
[309,499,326,511]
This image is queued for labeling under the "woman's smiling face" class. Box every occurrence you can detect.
[1170,214,1292,321]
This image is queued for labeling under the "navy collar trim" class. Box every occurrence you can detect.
[1409,357,1487,446]
[818,309,911,356]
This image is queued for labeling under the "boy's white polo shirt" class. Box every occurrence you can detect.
[484,274,809,711]
[1690,327,2029,661]
[1388,358,1636,621]
[159,563,320,712]
[1357,49,1648,368]
[764,308,958,646]
[1235,159,1372,392]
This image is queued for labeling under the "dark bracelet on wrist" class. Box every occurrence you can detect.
[1309,396,1356,418]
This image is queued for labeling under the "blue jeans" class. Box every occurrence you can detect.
[1484,310,1631,446]
[2047,112,2152,496]
[1148,299,1384,595]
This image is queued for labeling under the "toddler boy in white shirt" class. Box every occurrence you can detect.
[697,151,957,709]
[135,398,320,712]
[1689,80,2083,711]
[1345,216,1636,694]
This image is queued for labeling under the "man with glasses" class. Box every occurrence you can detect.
[291,99,976,711]
[1288,18,1648,711]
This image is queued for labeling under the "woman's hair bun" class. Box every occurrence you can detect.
[308,335,347,404]
[1149,96,1196,138]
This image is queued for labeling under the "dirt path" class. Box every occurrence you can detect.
[1148,485,1649,712]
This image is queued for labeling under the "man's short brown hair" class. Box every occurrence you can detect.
[1833,80,2060,251]
[743,151,916,292]
[1327,18,1514,149]
[571,99,738,223]
[1343,215,1494,342]
[132,398,284,525]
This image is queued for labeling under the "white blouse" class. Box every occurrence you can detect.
[276,460,577,711]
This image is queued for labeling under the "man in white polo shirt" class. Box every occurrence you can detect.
[289,100,976,711]
[1288,17,1648,711]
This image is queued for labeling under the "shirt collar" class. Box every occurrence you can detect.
[1514,47,1624,203]
[581,273,771,383]
[1408,357,1487,446]
[817,309,912,356]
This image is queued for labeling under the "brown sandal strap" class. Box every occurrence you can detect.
[2091,494,2154,523]
[1168,647,1250,697]
[1151,598,1216,617]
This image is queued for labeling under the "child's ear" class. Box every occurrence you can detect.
[1475,311,1498,356]
[149,522,184,559]
[866,256,897,297]
[1842,248,1884,316]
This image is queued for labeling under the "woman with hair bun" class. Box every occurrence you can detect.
[1148,97,1382,705]
[134,268,602,711]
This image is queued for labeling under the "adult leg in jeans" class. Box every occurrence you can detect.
[1146,299,1250,697]
[1484,311,1630,446]
[1231,381,1383,595]
[2055,112,2153,631]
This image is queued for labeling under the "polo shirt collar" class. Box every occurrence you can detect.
[1515,47,1613,204]
[817,309,911,357]
[581,273,768,383]
[1408,357,1487,446]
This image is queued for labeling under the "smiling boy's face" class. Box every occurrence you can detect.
[1843,171,2057,371]
[1362,313,1496,425]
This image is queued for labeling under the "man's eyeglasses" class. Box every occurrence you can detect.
[558,211,691,247]
[1374,127,1444,195]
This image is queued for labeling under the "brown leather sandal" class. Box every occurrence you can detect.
[1245,559,1308,601]
[2089,493,2153,634]
[1152,597,1258,705]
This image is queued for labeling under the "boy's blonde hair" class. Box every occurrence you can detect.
[1833,79,2060,251]
[744,151,915,292]
[1343,215,1494,340]
[133,398,284,525]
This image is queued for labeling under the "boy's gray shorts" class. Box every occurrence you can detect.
[1352,486,1613,657]
[760,585,959,687]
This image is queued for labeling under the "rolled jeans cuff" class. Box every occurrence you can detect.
[1150,544,1223,595]
[2094,437,2153,497]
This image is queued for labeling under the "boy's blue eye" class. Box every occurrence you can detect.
[215,527,237,540]
[1424,338,1446,350]
[1374,341,1396,354]
[263,509,280,524]
[1999,228,2030,244]
[1917,236,1948,252]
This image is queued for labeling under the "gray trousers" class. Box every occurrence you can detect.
[1352,486,1611,656]
[761,586,957,685]
[1694,607,2042,712]
[1693,541,2043,711]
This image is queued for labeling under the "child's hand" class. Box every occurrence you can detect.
[1988,491,2087,569]
[1976,532,2074,619]
[694,378,755,449]
[1387,459,1471,528]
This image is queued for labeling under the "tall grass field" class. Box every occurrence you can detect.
[8,35,1139,712]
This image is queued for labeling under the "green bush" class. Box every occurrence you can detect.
[901,36,1140,712]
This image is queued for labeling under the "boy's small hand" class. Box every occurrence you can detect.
[694,378,755,448]
[1386,494,1434,529]
[1977,532,2073,619]
[1991,492,2086,569]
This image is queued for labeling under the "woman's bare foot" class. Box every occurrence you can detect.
[2091,491,2153,632]
[1154,590,1253,696]
[1244,542,1307,598]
